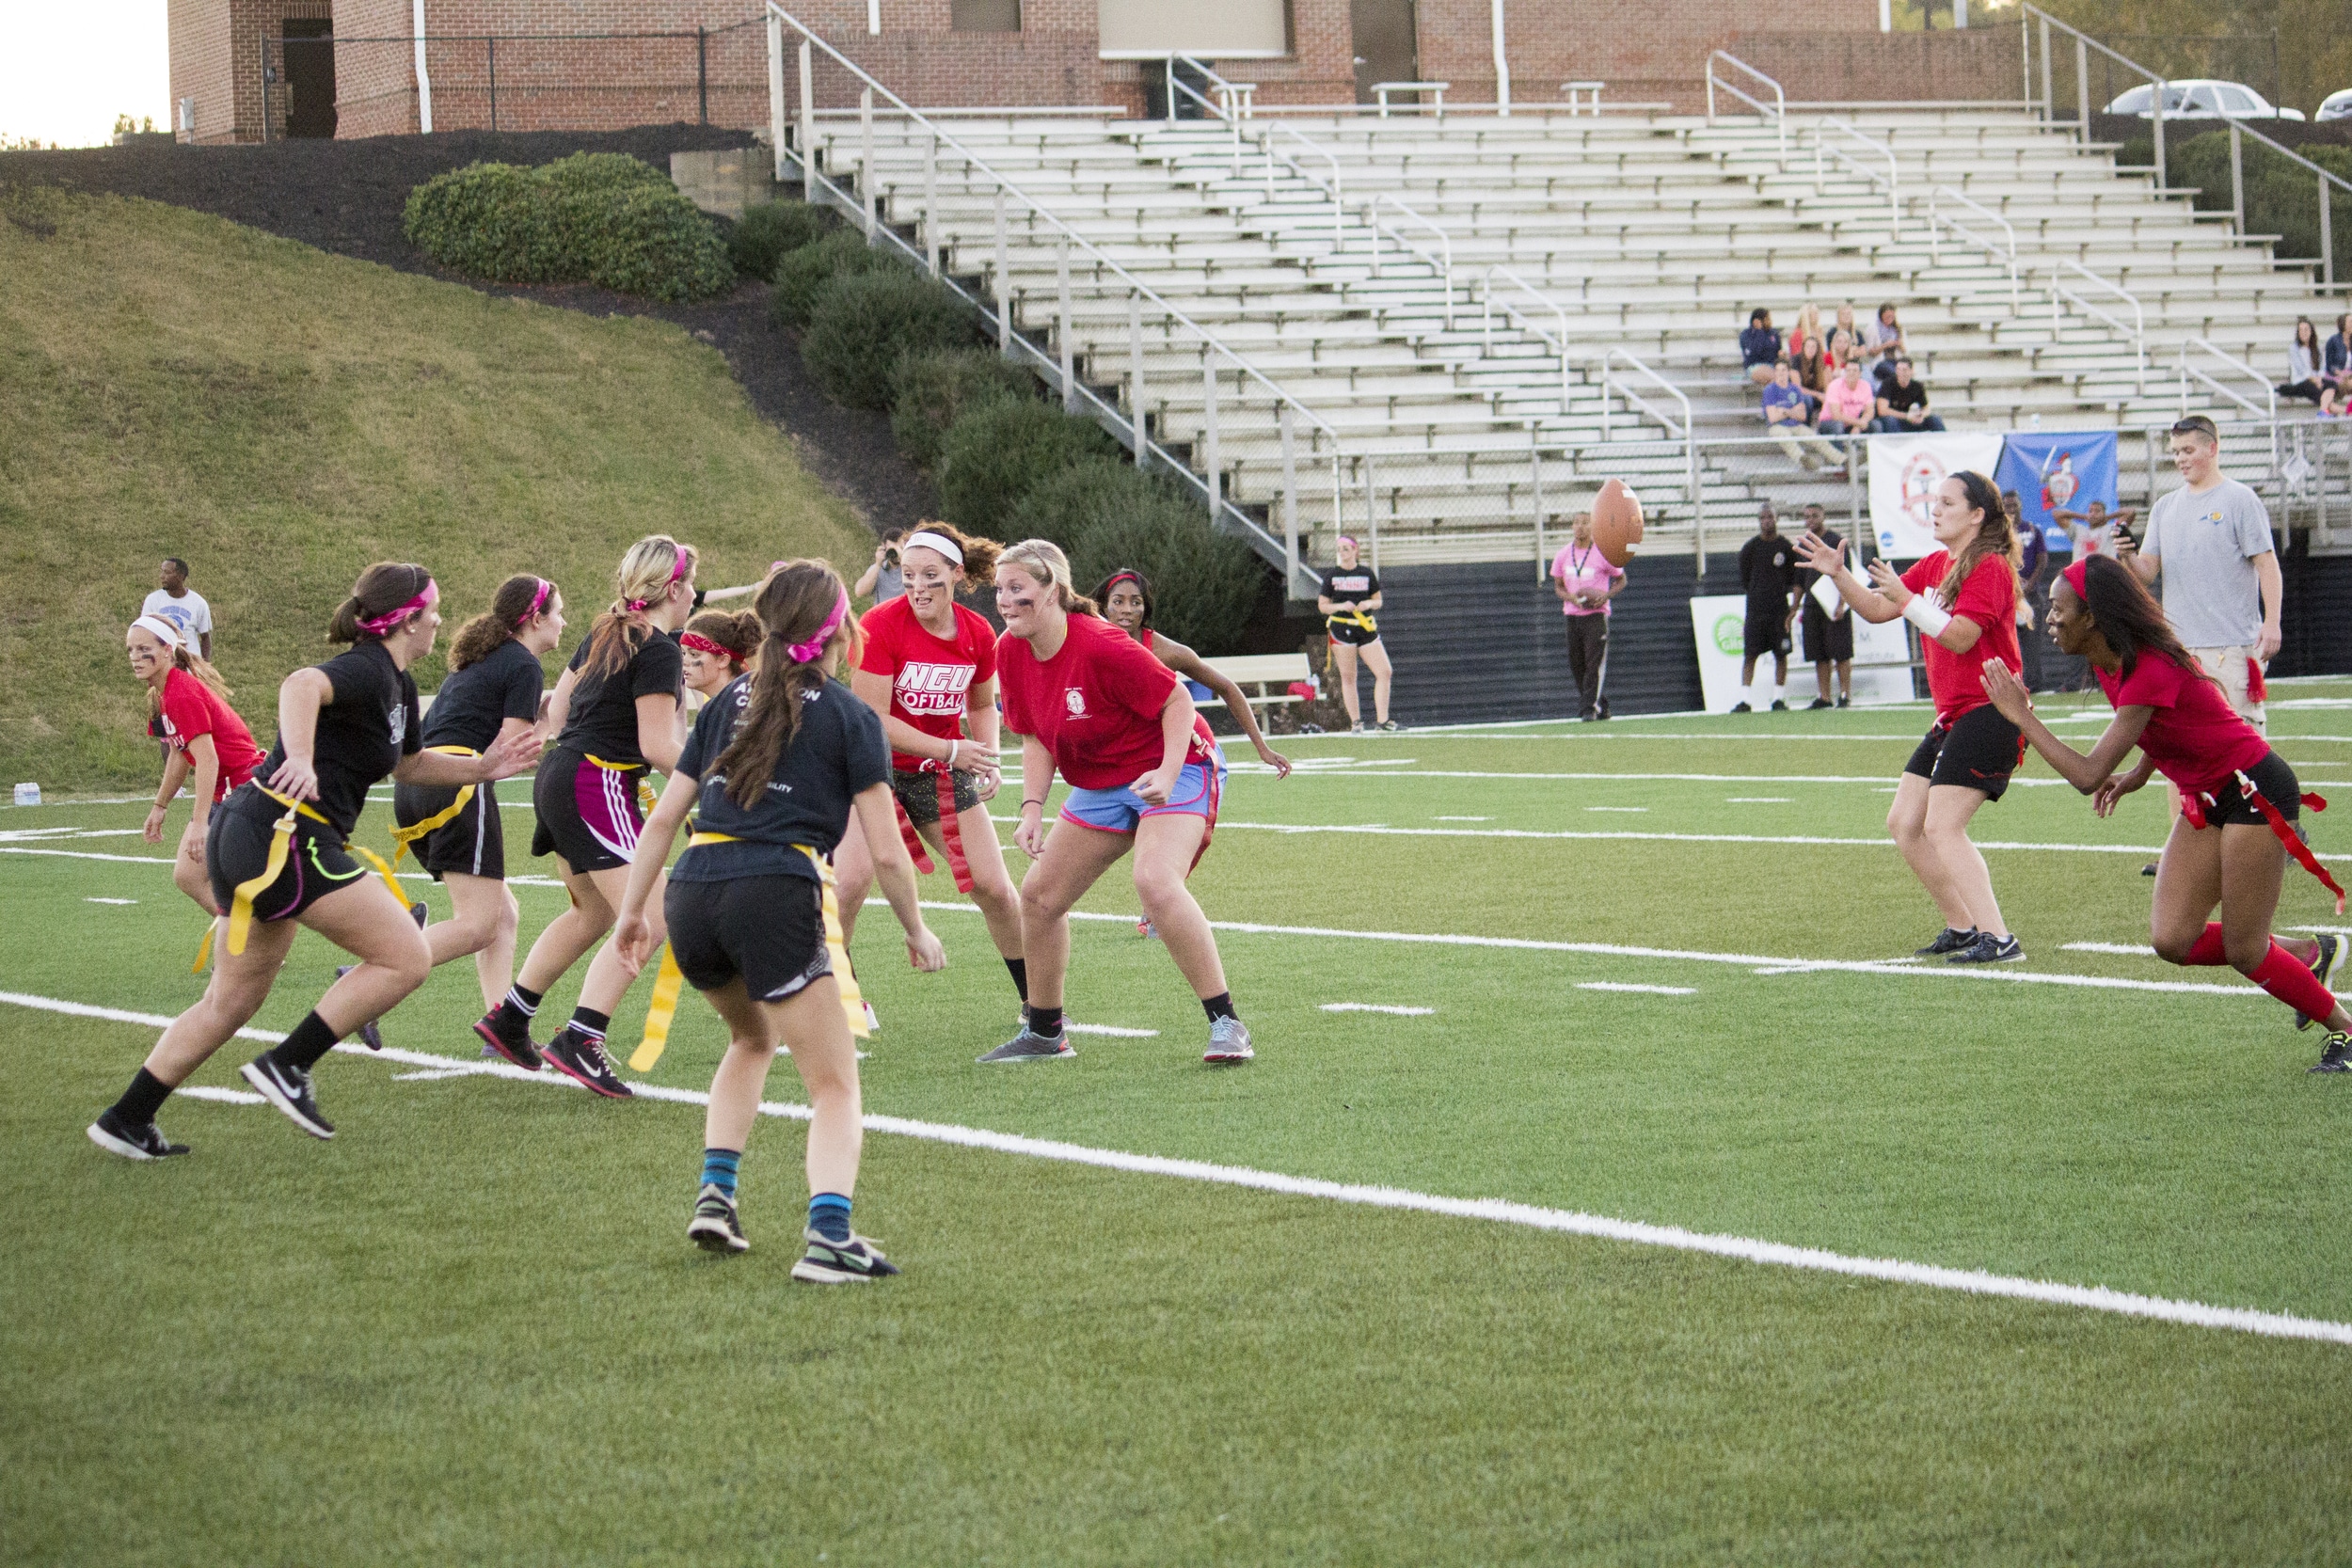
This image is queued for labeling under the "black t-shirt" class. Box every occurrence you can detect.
[1794,527,1844,594]
[1881,380,1930,415]
[1740,534,1799,614]
[556,627,682,767]
[670,673,891,884]
[422,637,545,752]
[1320,567,1379,607]
[257,641,421,838]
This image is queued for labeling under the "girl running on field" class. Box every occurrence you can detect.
[87,563,539,1159]
[680,609,761,710]
[1797,470,2027,964]
[129,613,262,919]
[829,523,1030,1024]
[390,574,564,1056]
[613,561,944,1277]
[475,535,696,1096]
[982,540,1252,1066]
[1095,568,1295,779]
[1983,557,2351,1067]
[1316,534,1394,732]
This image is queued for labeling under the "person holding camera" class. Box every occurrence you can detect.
[853,529,910,607]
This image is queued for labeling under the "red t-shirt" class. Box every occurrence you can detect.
[996,613,1214,790]
[2096,654,2272,799]
[148,666,263,799]
[855,595,998,771]
[1899,550,2022,725]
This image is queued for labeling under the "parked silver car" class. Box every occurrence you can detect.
[2317,87,2352,121]
[2105,80,2306,120]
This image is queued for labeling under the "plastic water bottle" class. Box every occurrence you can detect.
[13,783,40,806]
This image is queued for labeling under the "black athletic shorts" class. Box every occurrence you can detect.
[891,766,982,827]
[531,746,645,874]
[1327,617,1380,647]
[392,778,504,880]
[1903,705,2026,801]
[1801,598,1854,663]
[205,785,370,925]
[664,873,831,1003]
[2198,749,2300,829]
[1744,609,1792,660]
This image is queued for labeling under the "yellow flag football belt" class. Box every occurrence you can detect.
[1327,608,1377,635]
[385,745,479,873]
[223,787,408,957]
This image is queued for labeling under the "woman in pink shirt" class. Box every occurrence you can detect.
[1549,512,1626,721]
[1817,358,1876,462]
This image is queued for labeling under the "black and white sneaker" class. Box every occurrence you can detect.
[1203,1015,1254,1065]
[977,1026,1075,1064]
[239,1053,335,1139]
[86,1108,188,1161]
[791,1228,900,1284]
[1378,719,1401,732]
[687,1185,750,1254]
[472,1008,543,1070]
[335,966,386,1052]
[1947,932,2025,965]
[1806,698,1833,710]
[542,1027,632,1099]
[2298,934,2346,1032]
[1729,702,1753,714]
[1915,926,1978,957]
[1770,699,1789,712]
[2311,1033,2351,1073]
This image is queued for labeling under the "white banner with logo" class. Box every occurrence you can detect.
[1867,433,2005,560]
[1691,595,1917,712]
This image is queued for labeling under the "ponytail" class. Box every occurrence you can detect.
[328,562,435,644]
[450,574,556,672]
[581,536,697,680]
[710,561,857,810]
[683,609,763,674]
[899,519,1006,589]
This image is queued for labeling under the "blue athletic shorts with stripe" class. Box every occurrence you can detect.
[1058,754,1225,834]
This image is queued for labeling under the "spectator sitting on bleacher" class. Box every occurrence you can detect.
[1788,302,1822,363]
[1873,359,1945,433]
[1764,358,1843,472]
[2279,317,2325,405]
[2323,311,2351,414]
[1829,301,1860,355]
[1793,335,1832,407]
[1826,326,1858,375]
[1864,303,1907,387]
[1740,308,1782,386]
[1818,358,1877,457]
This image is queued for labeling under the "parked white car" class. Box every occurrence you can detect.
[2317,87,2352,121]
[2105,80,2306,120]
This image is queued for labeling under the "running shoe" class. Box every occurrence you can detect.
[541,1027,633,1099]
[1379,719,1401,731]
[471,1008,543,1070]
[1807,698,1833,710]
[1836,695,1851,708]
[1203,1015,1254,1065]
[87,1109,188,1162]
[2298,934,2346,1032]
[239,1053,335,1139]
[1729,702,1753,714]
[2311,1033,2351,1073]
[1136,917,1157,940]
[791,1228,899,1284]
[1770,699,1789,712]
[1355,721,1375,732]
[335,966,385,1052]
[1915,926,1978,957]
[2140,863,2158,877]
[977,1026,1075,1064]
[1947,932,2025,965]
[687,1185,750,1254]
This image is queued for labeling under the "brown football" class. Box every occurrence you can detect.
[1592,478,1645,567]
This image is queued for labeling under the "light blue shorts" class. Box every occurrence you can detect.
[1058,755,1225,835]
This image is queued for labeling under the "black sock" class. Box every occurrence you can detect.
[1004,958,1029,1004]
[1028,1005,1064,1037]
[273,1010,342,1072]
[110,1067,173,1126]
[568,1006,611,1042]
[1201,991,1238,1023]
[501,983,543,1021]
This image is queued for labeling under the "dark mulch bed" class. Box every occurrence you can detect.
[0,126,939,537]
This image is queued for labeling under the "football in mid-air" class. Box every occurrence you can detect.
[1592,478,1645,568]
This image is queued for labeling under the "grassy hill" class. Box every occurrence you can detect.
[0,185,869,792]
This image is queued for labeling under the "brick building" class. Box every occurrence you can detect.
[170,0,1917,144]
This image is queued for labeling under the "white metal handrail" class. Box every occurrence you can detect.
[1254,120,1348,249]
[1479,267,1574,418]
[1705,51,1786,163]
[1372,81,1450,119]
[1927,185,2021,313]
[1369,196,1454,325]
[2178,337,2279,469]
[2050,258,2145,388]
[1810,119,1899,234]
[1597,349,1699,537]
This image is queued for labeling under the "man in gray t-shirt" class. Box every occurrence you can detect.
[2122,416,2280,728]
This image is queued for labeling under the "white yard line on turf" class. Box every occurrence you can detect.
[85,897,137,906]
[1066,1022,1159,1037]
[1320,1003,1435,1016]
[1578,982,1697,996]
[2064,942,2158,957]
[175,1085,264,1104]
[7,985,2346,1348]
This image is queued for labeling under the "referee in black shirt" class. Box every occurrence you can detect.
[1733,503,1800,712]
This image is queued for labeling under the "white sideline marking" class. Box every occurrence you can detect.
[1578,982,1697,996]
[391,1068,479,1082]
[85,897,138,906]
[1319,1003,1436,1016]
[2065,942,2158,957]
[1,847,174,864]
[1584,806,1650,814]
[1434,815,1489,821]
[174,1085,264,1105]
[1065,1022,1159,1037]
[1725,797,1791,803]
[8,985,2347,1347]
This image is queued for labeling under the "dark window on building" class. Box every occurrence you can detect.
[952,0,1020,29]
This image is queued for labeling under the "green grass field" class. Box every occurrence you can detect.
[8,688,2352,1564]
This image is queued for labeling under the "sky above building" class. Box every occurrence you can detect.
[2,1,172,148]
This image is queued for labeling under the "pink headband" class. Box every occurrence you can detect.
[786,591,850,664]
[357,578,437,637]
[516,578,552,626]
[678,631,735,659]
[625,548,691,612]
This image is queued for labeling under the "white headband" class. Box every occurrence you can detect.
[131,615,183,650]
[901,530,963,566]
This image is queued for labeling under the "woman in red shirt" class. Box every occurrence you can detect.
[1798,470,2027,964]
[984,539,1250,1067]
[831,522,1031,1024]
[130,613,263,917]
[1984,556,2350,1066]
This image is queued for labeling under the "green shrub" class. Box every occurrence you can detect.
[768,230,896,331]
[889,348,1035,470]
[402,153,733,302]
[1007,457,1170,558]
[800,268,977,410]
[936,399,1123,538]
[2139,131,2352,266]
[729,200,833,282]
[1071,496,1267,654]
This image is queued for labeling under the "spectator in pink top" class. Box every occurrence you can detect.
[1818,358,1876,462]
[1549,511,1627,721]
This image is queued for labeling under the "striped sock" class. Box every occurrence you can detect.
[808,1192,851,1243]
[502,984,542,1018]
[568,1006,610,1043]
[701,1148,741,1199]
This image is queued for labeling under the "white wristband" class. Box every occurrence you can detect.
[946,739,960,771]
[1901,596,1953,640]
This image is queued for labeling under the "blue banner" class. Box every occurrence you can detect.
[1994,431,2119,551]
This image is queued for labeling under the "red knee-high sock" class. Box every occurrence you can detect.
[2249,942,2341,1027]
[2177,923,2230,967]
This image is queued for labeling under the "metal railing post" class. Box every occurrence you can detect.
[2146,427,2159,509]
[1530,431,1547,584]
[923,135,939,274]
[2074,37,2090,140]
[993,187,1009,355]
[2324,175,2335,289]
[487,37,498,133]
[859,87,876,241]
[1280,404,1299,593]
[1057,239,1075,412]
[1202,355,1221,523]
[1128,292,1146,468]
[2230,121,2244,234]
[797,40,816,200]
[2152,78,2167,192]
[2038,16,2052,122]
[1362,455,1380,570]
[698,27,708,125]
[767,15,787,181]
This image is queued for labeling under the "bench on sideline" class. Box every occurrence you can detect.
[1202,653,1313,715]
